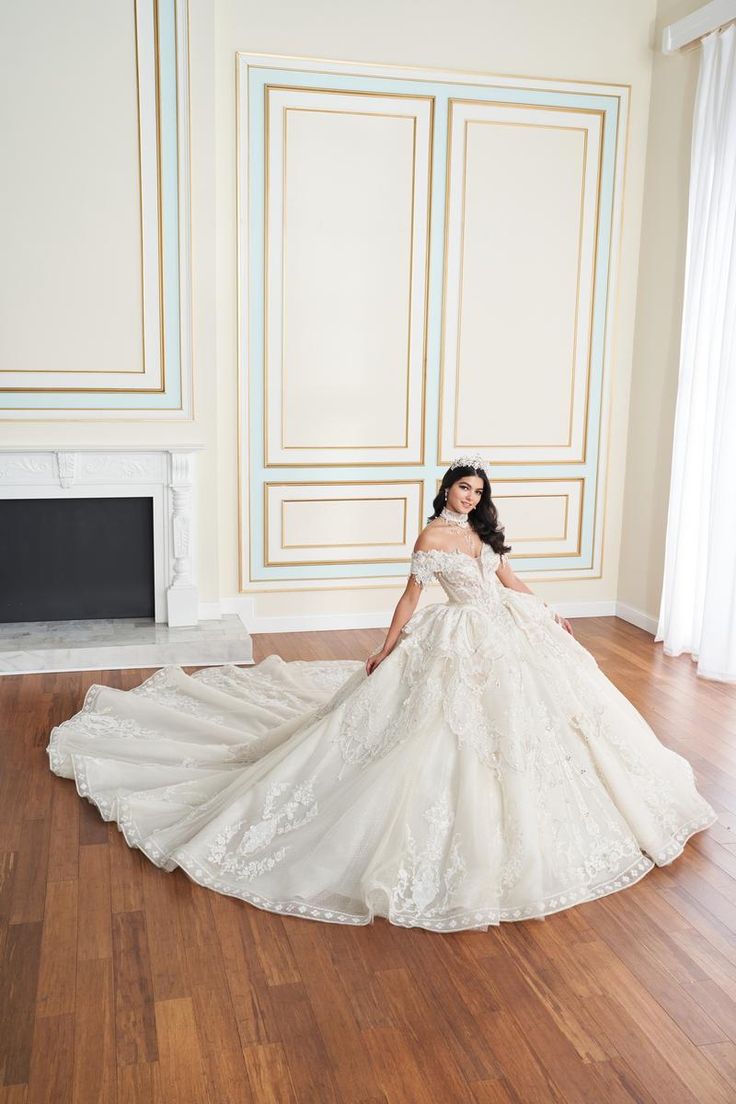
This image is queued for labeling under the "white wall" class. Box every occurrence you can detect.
[0,1,222,607]
[619,0,703,627]
[216,0,658,623]
[2,0,671,628]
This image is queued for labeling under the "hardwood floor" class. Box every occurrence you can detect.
[1,617,735,1103]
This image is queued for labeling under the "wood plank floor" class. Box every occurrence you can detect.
[1,617,735,1103]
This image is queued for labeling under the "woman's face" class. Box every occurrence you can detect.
[446,474,484,514]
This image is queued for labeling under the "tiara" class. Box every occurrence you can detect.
[447,454,491,478]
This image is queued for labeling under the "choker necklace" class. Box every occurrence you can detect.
[440,506,470,528]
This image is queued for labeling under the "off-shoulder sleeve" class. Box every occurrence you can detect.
[409,549,436,588]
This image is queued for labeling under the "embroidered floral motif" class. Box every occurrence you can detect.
[192,660,361,713]
[390,796,467,918]
[409,547,499,601]
[409,549,441,587]
[205,777,319,879]
[47,706,163,773]
[131,667,233,726]
[44,537,718,933]
[192,665,309,712]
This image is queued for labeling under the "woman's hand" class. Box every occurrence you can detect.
[543,601,574,636]
[553,611,574,637]
[366,649,389,675]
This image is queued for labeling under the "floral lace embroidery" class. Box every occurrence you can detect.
[409,546,498,591]
[54,756,719,929]
[47,701,163,773]
[325,665,429,776]
[205,777,319,879]
[193,665,309,712]
[531,740,643,888]
[389,796,467,918]
[409,549,440,587]
[130,667,233,727]
[45,540,719,932]
[566,683,715,847]
[192,661,361,713]
[301,662,365,691]
[305,668,370,728]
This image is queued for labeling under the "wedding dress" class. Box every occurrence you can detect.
[47,539,717,932]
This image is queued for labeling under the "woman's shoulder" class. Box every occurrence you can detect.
[413,520,450,555]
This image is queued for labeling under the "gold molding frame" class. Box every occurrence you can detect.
[236,53,630,589]
[264,479,424,567]
[1,0,167,396]
[262,84,434,466]
[438,99,606,466]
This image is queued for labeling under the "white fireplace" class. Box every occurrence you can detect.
[0,447,202,627]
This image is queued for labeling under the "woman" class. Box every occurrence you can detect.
[47,457,716,931]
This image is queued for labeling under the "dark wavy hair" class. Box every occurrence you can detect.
[428,465,512,558]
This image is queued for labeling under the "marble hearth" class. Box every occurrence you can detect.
[0,446,254,675]
[0,615,254,675]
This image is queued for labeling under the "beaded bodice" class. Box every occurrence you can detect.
[409,545,503,612]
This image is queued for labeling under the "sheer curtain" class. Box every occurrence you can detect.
[655,24,736,682]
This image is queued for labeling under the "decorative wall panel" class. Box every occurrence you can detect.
[263,86,432,466]
[264,481,424,566]
[238,55,628,585]
[491,479,584,558]
[440,99,603,465]
[0,0,192,417]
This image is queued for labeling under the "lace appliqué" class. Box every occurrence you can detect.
[568,688,716,854]
[409,546,499,591]
[46,691,163,774]
[324,661,440,778]
[288,660,365,694]
[532,740,641,888]
[389,796,467,919]
[409,549,439,587]
[193,660,361,713]
[44,548,718,933]
[204,777,319,879]
[130,667,233,727]
[193,664,309,713]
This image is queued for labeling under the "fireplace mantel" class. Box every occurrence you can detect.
[0,447,204,626]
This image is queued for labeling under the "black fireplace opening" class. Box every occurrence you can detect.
[0,497,155,623]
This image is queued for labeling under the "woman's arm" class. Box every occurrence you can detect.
[495,557,534,595]
[366,579,421,674]
[496,556,574,636]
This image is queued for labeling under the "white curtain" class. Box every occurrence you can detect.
[655,24,736,682]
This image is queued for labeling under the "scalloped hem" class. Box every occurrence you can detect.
[56,757,718,932]
[169,847,660,930]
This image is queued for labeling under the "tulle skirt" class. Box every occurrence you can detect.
[47,591,717,931]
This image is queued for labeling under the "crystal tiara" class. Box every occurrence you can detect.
[447,455,491,478]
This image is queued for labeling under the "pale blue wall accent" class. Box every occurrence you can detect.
[1,0,182,411]
[245,67,620,581]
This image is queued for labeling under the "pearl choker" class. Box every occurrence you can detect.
[440,506,470,528]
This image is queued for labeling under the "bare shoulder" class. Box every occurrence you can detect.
[413,519,448,554]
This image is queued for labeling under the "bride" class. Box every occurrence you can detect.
[47,457,716,931]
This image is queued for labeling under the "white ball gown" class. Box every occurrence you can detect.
[47,543,717,932]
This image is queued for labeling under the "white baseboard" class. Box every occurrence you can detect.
[249,611,400,634]
[614,601,658,637]
[197,601,225,621]
[199,597,394,633]
[200,596,625,635]
[554,601,617,619]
